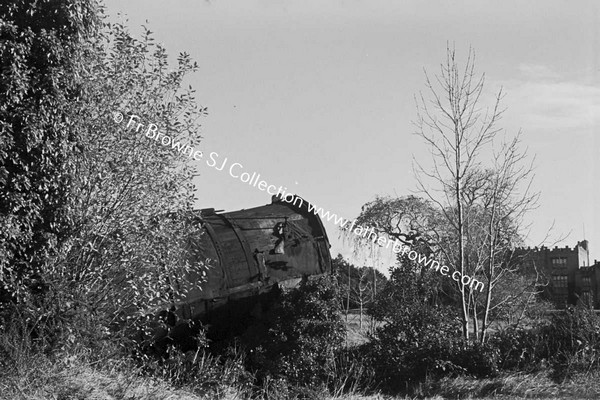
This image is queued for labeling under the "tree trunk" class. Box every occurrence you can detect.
[346,263,350,323]
[481,202,497,343]
[359,300,363,330]
[472,292,479,342]
[455,130,469,340]
[371,268,377,334]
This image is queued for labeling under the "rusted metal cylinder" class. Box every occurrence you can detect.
[173,194,332,322]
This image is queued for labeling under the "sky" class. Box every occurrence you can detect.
[104,0,599,271]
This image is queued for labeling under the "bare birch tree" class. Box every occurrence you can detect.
[351,267,372,330]
[412,45,538,341]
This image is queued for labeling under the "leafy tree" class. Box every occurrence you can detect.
[347,196,457,304]
[1,1,208,352]
[0,0,100,305]
[50,20,208,348]
[352,195,445,248]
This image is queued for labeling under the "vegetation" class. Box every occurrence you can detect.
[332,254,387,329]
[411,45,540,342]
[1,0,209,396]
[1,0,207,352]
[363,255,498,393]
[1,2,599,399]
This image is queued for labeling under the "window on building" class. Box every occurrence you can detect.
[551,257,568,266]
[583,276,592,286]
[578,290,594,307]
[552,275,568,288]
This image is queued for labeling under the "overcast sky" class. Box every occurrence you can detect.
[104,0,599,269]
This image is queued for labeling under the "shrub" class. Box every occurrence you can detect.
[366,306,498,392]
[0,0,101,307]
[365,263,499,392]
[491,308,600,380]
[247,275,346,391]
[451,341,499,377]
[490,325,548,372]
[543,308,600,379]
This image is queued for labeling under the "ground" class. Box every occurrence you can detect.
[4,364,600,400]
[2,311,599,399]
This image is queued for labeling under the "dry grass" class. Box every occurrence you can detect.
[0,315,252,400]
[0,354,207,400]
[344,312,377,346]
[3,353,600,400]
[324,371,600,400]
[413,371,600,399]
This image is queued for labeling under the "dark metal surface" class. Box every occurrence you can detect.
[171,194,332,322]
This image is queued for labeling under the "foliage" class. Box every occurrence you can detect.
[0,0,101,304]
[57,19,208,335]
[542,308,600,379]
[490,324,549,372]
[332,254,387,311]
[248,275,346,391]
[1,0,208,360]
[491,308,600,380]
[411,45,538,342]
[368,253,445,321]
[367,300,499,391]
[365,258,498,392]
[349,195,445,248]
[0,318,208,400]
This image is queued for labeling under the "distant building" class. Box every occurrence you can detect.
[513,240,600,308]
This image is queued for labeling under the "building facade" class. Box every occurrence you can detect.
[513,240,600,308]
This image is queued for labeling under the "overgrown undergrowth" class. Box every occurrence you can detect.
[2,269,599,400]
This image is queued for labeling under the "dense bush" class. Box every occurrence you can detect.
[145,275,364,398]
[364,261,499,392]
[1,0,101,353]
[542,308,600,378]
[491,307,600,380]
[366,303,498,391]
[490,324,549,372]
[247,275,346,391]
